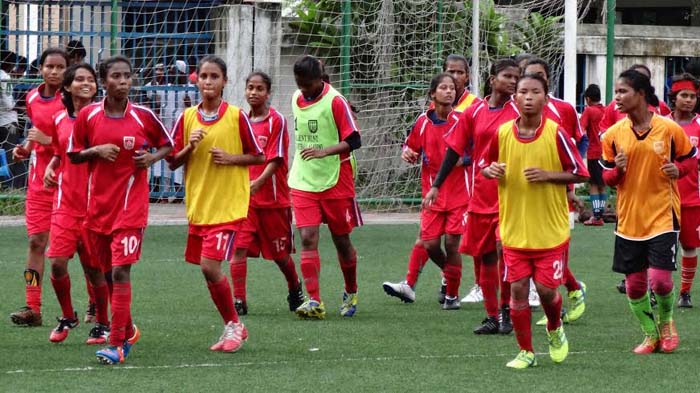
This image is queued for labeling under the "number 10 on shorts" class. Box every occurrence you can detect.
[120,235,141,256]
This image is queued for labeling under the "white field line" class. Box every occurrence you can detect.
[4,348,685,375]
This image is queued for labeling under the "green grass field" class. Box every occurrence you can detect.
[2,223,700,392]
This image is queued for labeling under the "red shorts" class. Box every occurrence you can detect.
[292,195,363,235]
[47,215,94,268]
[25,198,52,236]
[236,207,294,260]
[420,205,468,241]
[503,242,569,289]
[85,228,145,272]
[459,212,499,256]
[185,223,238,265]
[680,206,700,248]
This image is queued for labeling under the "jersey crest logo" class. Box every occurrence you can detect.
[123,136,135,150]
[257,135,269,148]
[308,119,318,134]
[653,141,664,155]
[691,137,699,147]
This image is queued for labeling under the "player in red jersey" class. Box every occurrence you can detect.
[482,73,588,368]
[10,48,68,327]
[522,58,587,325]
[406,55,483,305]
[383,74,469,308]
[580,84,607,226]
[427,59,521,335]
[169,56,262,353]
[598,64,671,133]
[230,71,304,316]
[289,55,363,319]
[667,74,700,308]
[69,56,173,364]
[42,63,111,344]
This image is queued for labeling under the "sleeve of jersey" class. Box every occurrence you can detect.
[598,128,625,185]
[672,124,698,178]
[265,113,286,161]
[69,108,89,154]
[331,96,360,140]
[556,130,589,177]
[445,110,471,153]
[238,110,263,155]
[404,119,423,153]
[145,109,173,148]
[485,131,500,166]
[567,105,584,142]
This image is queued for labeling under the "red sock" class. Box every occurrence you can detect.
[50,274,74,318]
[206,277,238,324]
[85,275,95,305]
[93,283,110,325]
[681,256,697,293]
[444,262,462,298]
[230,257,247,301]
[109,282,132,346]
[563,266,581,292]
[473,255,482,286]
[480,262,499,317]
[543,291,563,332]
[510,299,533,352]
[498,254,510,307]
[406,244,429,288]
[338,250,358,294]
[26,285,42,314]
[300,250,321,301]
[276,255,300,290]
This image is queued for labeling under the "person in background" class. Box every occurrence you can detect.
[66,40,87,66]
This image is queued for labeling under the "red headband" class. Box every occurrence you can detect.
[671,80,698,94]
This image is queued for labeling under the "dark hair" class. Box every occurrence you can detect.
[39,47,69,66]
[61,63,98,116]
[443,54,469,72]
[514,53,533,66]
[66,40,86,59]
[293,55,323,80]
[246,70,272,92]
[15,55,28,69]
[629,64,651,78]
[517,73,549,92]
[0,50,17,71]
[98,55,132,80]
[524,57,550,79]
[490,58,519,77]
[618,69,659,107]
[197,55,227,79]
[583,84,601,102]
[428,73,456,97]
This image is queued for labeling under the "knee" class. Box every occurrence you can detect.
[300,234,318,250]
[50,262,68,278]
[28,235,48,253]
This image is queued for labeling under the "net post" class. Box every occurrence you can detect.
[606,0,615,103]
[564,0,576,104]
[111,0,118,55]
[340,0,351,96]
[437,0,443,71]
[471,0,480,96]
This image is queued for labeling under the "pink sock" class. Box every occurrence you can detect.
[50,274,74,318]
[480,262,499,317]
[405,244,429,288]
[338,250,358,294]
[300,250,321,301]
[444,262,462,298]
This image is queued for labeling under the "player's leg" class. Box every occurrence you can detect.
[496,240,512,334]
[679,206,700,307]
[76,242,96,324]
[562,245,586,322]
[506,277,536,369]
[48,256,80,343]
[533,251,568,364]
[11,231,49,326]
[83,230,111,345]
[325,197,361,317]
[648,233,680,353]
[442,234,462,310]
[292,195,325,319]
[383,236,423,303]
[231,248,249,315]
[474,250,500,334]
[462,255,483,303]
[584,162,605,226]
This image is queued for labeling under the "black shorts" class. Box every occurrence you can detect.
[612,232,678,274]
[587,159,604,187]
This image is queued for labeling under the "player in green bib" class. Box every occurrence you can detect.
[289,55,363,319]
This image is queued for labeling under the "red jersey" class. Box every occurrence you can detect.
[405,110,469,211]
[26,84,63,203]
[248,107,291,208]
[445,98,519,214]
[545,95,583,142]
[50,110,88,217]
[71,100,172,233]
[579,103,605,159]
[290,82,359,200]
[599,100,672,133]
[669,113,700,207]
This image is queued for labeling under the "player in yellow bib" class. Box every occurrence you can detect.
[482,74,588,368]
[169,55,264,353]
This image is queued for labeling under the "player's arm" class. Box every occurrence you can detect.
[599,128,626,186]
[523,130,589,184]
[402,117,423,164]
[664,125,698,179]
[481,132,505,179]
[211,110,264,166]
[133,108,175,168]
[43,156,60,188]
[424,111,472,205]
[250,114,286,194]
[301,96,361,161]
[167,113,196,170]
